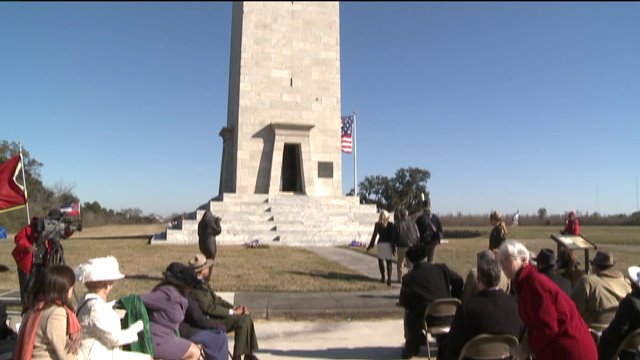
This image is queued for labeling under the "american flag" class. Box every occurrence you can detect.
[341,115,354,153]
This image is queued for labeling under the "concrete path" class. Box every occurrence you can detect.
[306,247,388,282]
[234,319,413,360]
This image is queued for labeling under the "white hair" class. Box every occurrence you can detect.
[498,239,530,263]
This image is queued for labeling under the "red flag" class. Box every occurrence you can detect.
[0,155,27,213]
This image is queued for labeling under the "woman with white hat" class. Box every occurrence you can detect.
[75,256,151,360]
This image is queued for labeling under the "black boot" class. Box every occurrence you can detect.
[378,259,385,283]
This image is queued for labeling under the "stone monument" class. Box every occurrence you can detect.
[152,1,377,246]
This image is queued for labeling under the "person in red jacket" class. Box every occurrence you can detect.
[498,240,596,360]
[561,210,580,235]
[11,217,44,309]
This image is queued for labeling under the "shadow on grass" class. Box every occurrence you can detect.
[258,346,401,359]
[126,274,163,281]
[287,270,375,283]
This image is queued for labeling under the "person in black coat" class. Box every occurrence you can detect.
[180,295,229,360]
[598,266,640,360]
[438,258,524,360]
[198,210,222,260]
[415,204,443,263]
[399,245,463,359]
[533,248,572,296]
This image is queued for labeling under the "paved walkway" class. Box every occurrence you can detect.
[233,247,406,320]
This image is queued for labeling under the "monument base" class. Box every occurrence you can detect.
[151,193,378,246]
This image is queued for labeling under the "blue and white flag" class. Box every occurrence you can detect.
[512,210,520,226]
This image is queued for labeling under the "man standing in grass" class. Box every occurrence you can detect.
[188,254,259,360]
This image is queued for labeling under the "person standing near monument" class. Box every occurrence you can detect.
[488,210,507,251]
[415,203,443,263]
[367,210,396,286]
[394,208,420,283]
[198,209,222,260]
[561,210,580,235]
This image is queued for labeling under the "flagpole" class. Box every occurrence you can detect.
[18,142,30,223]
[353,111,357,198]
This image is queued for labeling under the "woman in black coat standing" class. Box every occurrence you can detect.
[367,210,396,286]
[198,210,222,260]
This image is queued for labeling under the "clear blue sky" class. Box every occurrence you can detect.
[1,2,639,217]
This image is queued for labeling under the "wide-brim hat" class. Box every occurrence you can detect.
[533,248,556,270]
[591,251,615,269]
[75,256,125,283]
[628,266,640,287]
[163,262,201,289]
[406,245,429,264]
[189,254,214,272]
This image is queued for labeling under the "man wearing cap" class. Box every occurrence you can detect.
[415,204,443,263]
[598,265,640,360]
[534,248,572,296]
[399,245,463,359]
[188,254,259,360]
[571,250,631,328]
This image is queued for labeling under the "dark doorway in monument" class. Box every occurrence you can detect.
[281,143,304,193]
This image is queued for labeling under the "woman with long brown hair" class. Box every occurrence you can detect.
[488,210,508,251]
[14,264,81,360]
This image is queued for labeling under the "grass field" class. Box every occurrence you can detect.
[0,224,387,301]
[1,224,638,303]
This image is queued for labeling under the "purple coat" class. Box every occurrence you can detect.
[141,284,193,360]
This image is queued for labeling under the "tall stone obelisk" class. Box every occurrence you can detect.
[219,2,342,198]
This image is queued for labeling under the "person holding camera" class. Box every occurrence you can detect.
[198,209,222,260]
[11,217,42,310]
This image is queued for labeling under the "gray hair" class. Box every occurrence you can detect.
[476,250,495,263]
[498,239,530,263]
[477,258,501,288]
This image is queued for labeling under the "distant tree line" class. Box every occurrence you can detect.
[0,141,159,234]
[351,166,640,227]
[439,209,640,227]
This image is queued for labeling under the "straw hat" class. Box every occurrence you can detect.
[188,254,214,272]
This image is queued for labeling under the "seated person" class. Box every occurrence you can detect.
[598,266,640,360]
[14,265,81,359]
[399,244,463,359]
[179,258,229,360]
[533,248,572,296]
[141,262,203,360]
[461,250,510,303]
[188,254,259,360]
[557,247,585,287]
[75,256,151,359]
[571,251,631,328]
[438,257,523,360]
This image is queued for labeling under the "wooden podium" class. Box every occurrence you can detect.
[550,234,598,273]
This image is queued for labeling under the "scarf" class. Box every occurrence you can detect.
[14,301,82,360]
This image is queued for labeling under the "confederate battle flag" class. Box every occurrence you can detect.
[0,155,27,213]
